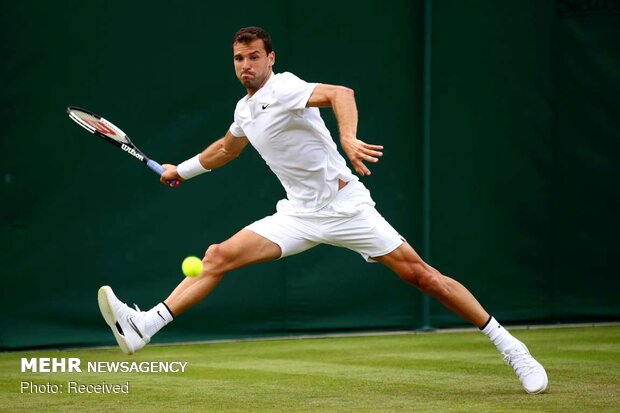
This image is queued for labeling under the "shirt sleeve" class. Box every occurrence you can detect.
[229,120,245,138]
[275,72,318,111]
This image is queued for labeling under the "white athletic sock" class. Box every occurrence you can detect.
[480,316,519,353]
[143,302,174,338]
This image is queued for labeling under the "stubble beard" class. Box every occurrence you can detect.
[239,68,271,92]
[241,77,260,89]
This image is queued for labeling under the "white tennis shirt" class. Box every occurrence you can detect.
[229,72,358,214]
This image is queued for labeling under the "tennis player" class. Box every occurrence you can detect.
[98,27,548,394]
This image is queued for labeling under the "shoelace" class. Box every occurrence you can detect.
[503,345,539,378]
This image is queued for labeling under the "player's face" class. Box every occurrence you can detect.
[233,39,275,94]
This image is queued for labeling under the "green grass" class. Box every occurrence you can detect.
[1,326,619,412]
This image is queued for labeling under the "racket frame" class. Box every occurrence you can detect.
[66,106,168,176]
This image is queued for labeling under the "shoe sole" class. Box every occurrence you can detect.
[97,285,133,355]
[526,373,548,394]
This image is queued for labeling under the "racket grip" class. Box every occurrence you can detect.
[147,160,179,186]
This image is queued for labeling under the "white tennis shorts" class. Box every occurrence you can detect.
[245,181,404,262]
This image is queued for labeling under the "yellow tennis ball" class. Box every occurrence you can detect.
[182,256,203,277]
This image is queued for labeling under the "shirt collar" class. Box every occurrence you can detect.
[246,72,275,101]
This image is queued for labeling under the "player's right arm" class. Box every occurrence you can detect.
[197,130,249,169]
[160,130,249,186]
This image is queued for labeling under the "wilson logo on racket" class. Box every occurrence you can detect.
[121,144,145,161]
[67,106,178,186]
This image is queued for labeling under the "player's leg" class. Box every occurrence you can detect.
[164,229,282,315]
[372,242,489,327]
[99,212,320,355]
[373,242,548,394]
[98,229,282,355]
[319,182,548,394]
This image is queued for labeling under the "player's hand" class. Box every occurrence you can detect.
[340,137,384,176]
[160,164,184,187]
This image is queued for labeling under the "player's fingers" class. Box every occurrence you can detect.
[354,161,371,176]
[353,146,380,158]
[364,149,383,158]
[358,149,381,163]
[160,175,180,187]
[363,143,384,151]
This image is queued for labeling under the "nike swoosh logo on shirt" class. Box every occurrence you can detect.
[262,103,270,110]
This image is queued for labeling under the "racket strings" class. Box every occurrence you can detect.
[68,109,130,144]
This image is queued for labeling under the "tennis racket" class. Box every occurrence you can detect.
[66,106,177,185]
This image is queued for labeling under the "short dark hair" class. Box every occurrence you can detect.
[232,27,273,54]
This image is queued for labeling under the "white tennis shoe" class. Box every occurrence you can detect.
[502,341,548,394]
[98,285,150,355]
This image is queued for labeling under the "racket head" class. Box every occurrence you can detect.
[66,106,176,183]
[67,106,133,145]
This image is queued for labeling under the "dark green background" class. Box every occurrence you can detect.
[1,1,618,349]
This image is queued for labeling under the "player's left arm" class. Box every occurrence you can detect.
[307,84,383,176]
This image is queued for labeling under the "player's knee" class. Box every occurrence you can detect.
[401,264,449,297]
[418,273,449,297]
[398,262,424,284]
[203,243,239,274]
[203,244,226,268]
[341,86,354,96]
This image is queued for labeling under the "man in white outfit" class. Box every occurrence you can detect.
[98,26,548,394]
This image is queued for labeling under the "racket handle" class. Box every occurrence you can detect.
[147,159,179,186]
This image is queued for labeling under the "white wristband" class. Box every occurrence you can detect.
[177,154,210,180]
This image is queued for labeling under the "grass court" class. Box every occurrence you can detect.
[1,325,618,412]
